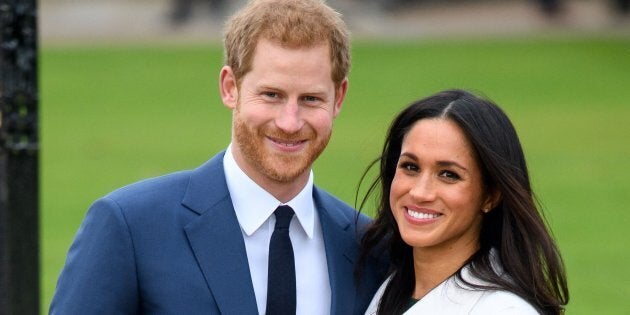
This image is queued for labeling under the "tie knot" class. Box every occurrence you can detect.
[274,205,294,230]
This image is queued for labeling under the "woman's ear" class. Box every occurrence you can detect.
[482,189,502,213]
[220,66,238,109]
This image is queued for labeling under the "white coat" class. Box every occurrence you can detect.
[365,264,539,315]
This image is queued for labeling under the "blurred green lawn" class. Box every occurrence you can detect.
[41,37,630,314]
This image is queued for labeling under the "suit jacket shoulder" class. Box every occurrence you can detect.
[51,151,259,314]
[313,186,371,229]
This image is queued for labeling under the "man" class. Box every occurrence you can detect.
[50,0,386,314]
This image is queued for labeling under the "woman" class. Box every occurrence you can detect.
[358,89,569,314]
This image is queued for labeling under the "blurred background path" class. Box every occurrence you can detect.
[40,0,630,44]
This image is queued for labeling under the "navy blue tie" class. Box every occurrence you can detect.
[266,205,296,315]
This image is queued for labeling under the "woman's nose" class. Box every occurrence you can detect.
[409,175,437,202]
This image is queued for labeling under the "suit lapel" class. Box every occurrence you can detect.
[182,152,258,314]
[315,188,359,315]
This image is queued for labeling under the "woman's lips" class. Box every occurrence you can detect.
[404,206,443,223]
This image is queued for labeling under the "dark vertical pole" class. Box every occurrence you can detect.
[0,0,39,314]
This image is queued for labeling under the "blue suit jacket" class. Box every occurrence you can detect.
[51,152,385,314]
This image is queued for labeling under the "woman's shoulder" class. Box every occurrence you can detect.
[460,255,540,315]
[472,290,539,315]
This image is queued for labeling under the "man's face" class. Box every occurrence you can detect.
[222,39,347,189]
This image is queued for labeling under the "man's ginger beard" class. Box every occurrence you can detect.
[233,107,331,183]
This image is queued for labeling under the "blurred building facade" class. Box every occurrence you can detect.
[39,0,630,44]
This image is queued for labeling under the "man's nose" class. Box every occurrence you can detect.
[275,100,303,134]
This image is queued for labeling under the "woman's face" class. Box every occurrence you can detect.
[389,118,493,255]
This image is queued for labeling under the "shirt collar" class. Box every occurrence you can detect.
[223,144,315,238]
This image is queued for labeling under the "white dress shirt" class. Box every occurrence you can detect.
[223,145,331,315]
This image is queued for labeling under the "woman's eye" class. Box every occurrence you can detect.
[398,162,418,172]
[439,170,461,181]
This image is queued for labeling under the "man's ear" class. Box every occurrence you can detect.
[332,78,348,118]
[220,66,238,109]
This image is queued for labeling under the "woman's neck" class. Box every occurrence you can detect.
[411,241,479,300]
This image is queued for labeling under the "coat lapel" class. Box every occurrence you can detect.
[315,187,359,315]
[182,152,258,314]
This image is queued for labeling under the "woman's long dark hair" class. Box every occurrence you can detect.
[357,89,569,314]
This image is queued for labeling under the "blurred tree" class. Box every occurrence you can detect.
[0,0,39,314]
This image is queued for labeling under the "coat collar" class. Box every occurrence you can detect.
[182,152,258,314]
[314,187,361,314]
[182,151,361,314]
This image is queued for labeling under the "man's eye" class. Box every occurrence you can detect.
[264,92,278,98]
[303,96,319,102]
